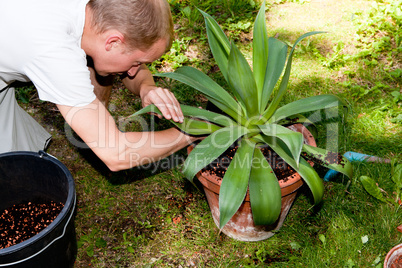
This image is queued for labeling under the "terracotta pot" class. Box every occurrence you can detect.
[384,243,402,268]
[188,124,316,241]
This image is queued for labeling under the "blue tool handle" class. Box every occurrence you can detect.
[323,151,390,181]
[344,151,391,163]
[344,151,372,162]
[324,169,339,181]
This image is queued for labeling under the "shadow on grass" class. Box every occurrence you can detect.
[74,145,198,188]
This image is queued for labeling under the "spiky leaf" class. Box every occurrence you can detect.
[199,9,231,80]
[249,147,282,225]
[155,67,244,124]
[227,42,259,118]
[257,135,324,204]
[269,94,347,123]
[253,1,269,102]
[131,104,229,135]
[260,38,288,113]
[302,144,353,179]
[178,105,236,127]
[258,123,303,167]
[262,31,326,121]
[219,139,254,228]
[183,126,249,182]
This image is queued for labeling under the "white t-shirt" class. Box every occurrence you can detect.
[0,0,96,107]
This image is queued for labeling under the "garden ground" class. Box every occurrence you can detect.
[17,0,401,267]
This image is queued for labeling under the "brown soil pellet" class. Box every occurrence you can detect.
[0,201,64,249]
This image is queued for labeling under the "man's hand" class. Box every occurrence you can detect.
[121,63,184,123]
[140,85,184,123]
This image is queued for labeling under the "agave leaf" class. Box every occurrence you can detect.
[183,126,249,182]
[227,42,259,118]
[133,108,222,135]
[269,94,347,123]
[199,9,230,80]
[291,155,324,204]
[256,135,324,204]
[276,114,315,127]
[302,144,353,179]
[249,147,282,225]
[155,67,245,123]
[252,1,269,102]
[258,123,303,167]
[360,176,388,203]
[260,38,288,113]
[276,114,318,141]
[262,31,326,121]
[178,105,237,127]
[176,118,222,135]
[130,103,161,117]
[131,104,231,135]
[219,139,254,229]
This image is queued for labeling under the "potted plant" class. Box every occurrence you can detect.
[133,1,353,241]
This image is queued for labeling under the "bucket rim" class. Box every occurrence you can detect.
[0,151,76,256]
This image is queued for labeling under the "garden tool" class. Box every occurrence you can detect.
[324,151,391,181]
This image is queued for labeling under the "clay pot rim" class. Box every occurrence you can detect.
[384,243,402,268]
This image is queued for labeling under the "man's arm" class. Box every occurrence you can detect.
[57,98,195,171]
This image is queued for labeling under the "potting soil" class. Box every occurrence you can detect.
[203,145,297,181]
[0,200,64,249]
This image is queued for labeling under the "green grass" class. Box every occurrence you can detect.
[16,0,401,267]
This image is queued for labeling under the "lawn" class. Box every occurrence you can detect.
[18,0,401,267]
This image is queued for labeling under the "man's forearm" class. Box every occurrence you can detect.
[112,127,195,171]
[121,64,155,97]
[57,99,195,172]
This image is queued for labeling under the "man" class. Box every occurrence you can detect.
[0,0,198,171]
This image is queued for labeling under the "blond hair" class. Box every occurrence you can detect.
[87,0,174,51]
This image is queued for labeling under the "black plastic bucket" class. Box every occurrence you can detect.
[0,151,76,268]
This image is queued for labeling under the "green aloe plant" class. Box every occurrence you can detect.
[133,2,353,229]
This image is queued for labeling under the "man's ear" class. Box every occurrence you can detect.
[105,32,125,52]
